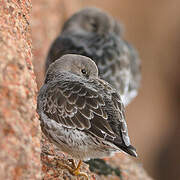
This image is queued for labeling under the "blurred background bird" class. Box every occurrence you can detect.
[45,7,141,106]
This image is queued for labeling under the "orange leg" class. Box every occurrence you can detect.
[58,159,88,179]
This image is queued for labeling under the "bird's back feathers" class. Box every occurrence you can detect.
[38,71,136,157]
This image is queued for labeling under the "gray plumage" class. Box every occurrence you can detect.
[38,54,137,160]
[45,7,141,106]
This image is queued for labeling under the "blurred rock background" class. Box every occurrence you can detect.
[32,0,180,179]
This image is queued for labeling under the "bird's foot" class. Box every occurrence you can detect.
[72,168,88,179]
[58,160,88,179]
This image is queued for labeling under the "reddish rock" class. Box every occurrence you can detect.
[0,0,41,179]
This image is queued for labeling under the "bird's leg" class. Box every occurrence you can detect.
[72,160,88,179]
[58,159,88,179]
[57,161,74,173]
[68,159,76,168]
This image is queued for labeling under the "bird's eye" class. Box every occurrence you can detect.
[90,22,98,32]
[81,69,87,74]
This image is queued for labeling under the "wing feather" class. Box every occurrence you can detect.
[42,81,112,134]
[40,78,130,146]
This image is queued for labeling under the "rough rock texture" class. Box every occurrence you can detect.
[32,0,152,179]
[0,0,41,179]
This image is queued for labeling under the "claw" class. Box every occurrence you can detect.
[58,160,88,179]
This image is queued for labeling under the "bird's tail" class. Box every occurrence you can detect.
[120,144,137,157]
[105,134,138,157]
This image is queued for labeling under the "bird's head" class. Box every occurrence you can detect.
[45,54,99,82]
[61,7,123,37]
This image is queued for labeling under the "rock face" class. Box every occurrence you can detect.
[0,1,41,179]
